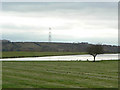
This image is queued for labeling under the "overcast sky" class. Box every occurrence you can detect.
[0,2,118,45]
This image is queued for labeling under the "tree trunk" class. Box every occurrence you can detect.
[91,54,97,62]
[93,56,96,62]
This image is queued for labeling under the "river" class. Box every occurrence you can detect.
[0,54,119,61]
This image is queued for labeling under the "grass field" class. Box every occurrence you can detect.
[2,60,118,88]
[2,51,86,58]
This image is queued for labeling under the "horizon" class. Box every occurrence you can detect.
[1,39,118,46]
[1,2,118,45]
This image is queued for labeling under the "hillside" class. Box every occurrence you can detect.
[2,40,118,53]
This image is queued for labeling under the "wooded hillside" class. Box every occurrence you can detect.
[2,40,118,53]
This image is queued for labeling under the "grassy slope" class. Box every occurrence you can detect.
[2,61,118,88]
[2,51,86,58]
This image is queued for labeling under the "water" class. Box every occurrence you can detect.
[1,54,119,61]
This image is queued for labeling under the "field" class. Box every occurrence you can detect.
[2,51,86,58]
[2,60,118,88]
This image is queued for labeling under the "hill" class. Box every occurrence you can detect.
[2,40,118,53]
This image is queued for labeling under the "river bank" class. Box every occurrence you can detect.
[2,51,87,58]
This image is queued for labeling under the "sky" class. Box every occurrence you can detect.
[0,2,118,45]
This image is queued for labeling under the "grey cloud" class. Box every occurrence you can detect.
[2,24,43,30]
[2,2,117,12]
[2,30,48,42]
[2,23,74,31]
[1,2,118,45]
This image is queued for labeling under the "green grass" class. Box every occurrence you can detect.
[2,51,86,58]
[2,60,118,88]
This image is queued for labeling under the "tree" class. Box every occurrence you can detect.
[87,44,104,62]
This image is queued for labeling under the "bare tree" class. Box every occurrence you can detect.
[87,44,104,62]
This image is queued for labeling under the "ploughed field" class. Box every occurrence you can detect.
[2,61,118,88]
